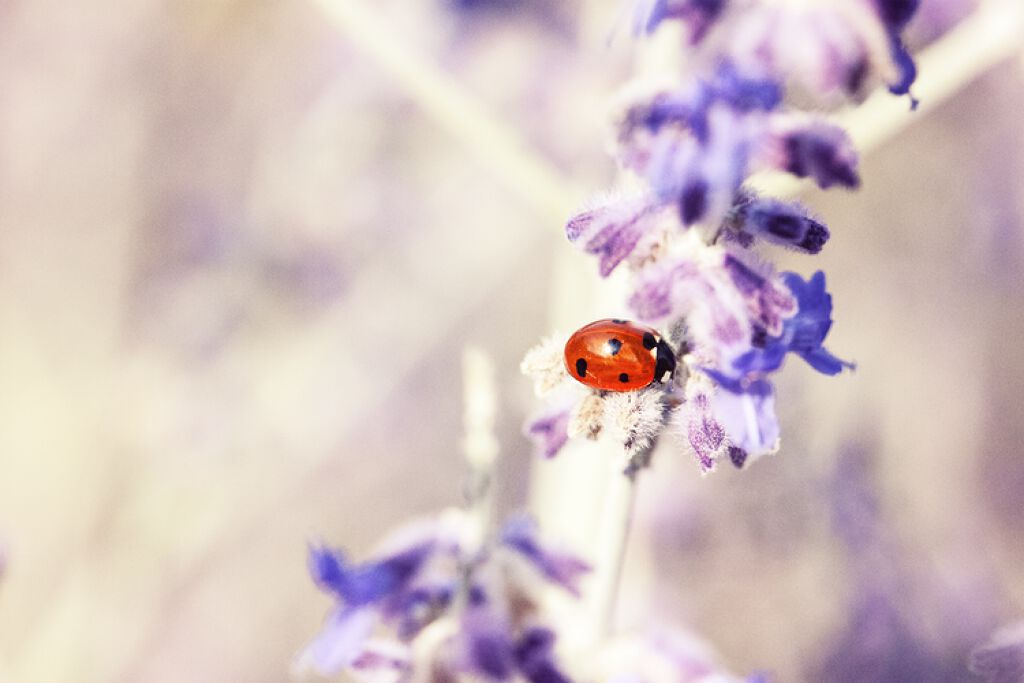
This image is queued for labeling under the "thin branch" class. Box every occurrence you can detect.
[461,346,500,551]
[311,0,585,221]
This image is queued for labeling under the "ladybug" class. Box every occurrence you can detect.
[564,319,677,392]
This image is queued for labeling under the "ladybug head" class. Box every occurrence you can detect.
[654,339,677,383]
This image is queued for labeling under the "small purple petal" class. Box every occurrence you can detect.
[730,197,830,254]
[711,62,782,113]
[618,90,705,141]
[634,0,728,43]
[887,37,919,107]
[721,270,852,381]
[682,390,727,472]
[872,0,920,34]
[728,446,748,469]
[500,516,590,596]
[388,583,455,639]
[525,408,571,460]
[471,633,515,679]
[783,126,860,189]
[779,270,855,375]
[514,628,572,683]
[710,377,780,457]
[297,607,379,675]
[461,605,516,679]
[565,198,655,277]
[629,259,701,323]
[590,220,646,277]
[721,254,797,336]
[689,413,725,472]
[351,642,410,672]
[308,542,435,607]
[679,179,709,224]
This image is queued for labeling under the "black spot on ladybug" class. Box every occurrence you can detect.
[607,338,622,355]
[619,373,630,383]
[611,318,626,324]
[575,358,588,378]
[654,340,677,382]
[642,332,657,350]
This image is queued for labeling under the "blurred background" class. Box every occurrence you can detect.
[0,1,1021,681]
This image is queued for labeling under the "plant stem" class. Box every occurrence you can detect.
[461,346,500,551]
[587,444,652,642]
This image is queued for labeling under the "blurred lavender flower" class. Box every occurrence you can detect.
[525,403,572,460]
[501,516,590,596]
[633,0,728,43]
[296,510,586,680]
[634,0,920,103]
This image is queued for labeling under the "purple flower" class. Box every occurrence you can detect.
[460,604,573,683]
[300,540,445,674]
[566,196,661,277]
[629,258,699,322]
[709,377,780,460]
[298,606,381,674]
[299,518,467,676]
[720,253,797,337]
[525,406,571,459]
[725,2,917,103]
[633,0,728,43]
[515,628,572,683]
[757,118,860,189]
[726,270,853,382]
[615,67,778,228]
[867,0,921,102]
[629,243,771,378]
[711,61,783,113]
[462,603,517,679]
[678,385,729,472]
[300,513,586,678]
[725,195,830,254]
[501,515,591,596]
[309,542,434,607]
[775,270,853,375]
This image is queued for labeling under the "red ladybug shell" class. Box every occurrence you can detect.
[564,319,676,392]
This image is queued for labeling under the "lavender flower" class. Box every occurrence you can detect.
[531,0,903,474]
[611,67,779,233]
[633,0,729,43]
[722,194,830,254]
[754,116,860,189]
[633,0,920,102]
[566,194,668,277]
[672,373,730,472]
[526,226,854,471]
[708,270,853,387]
[500,515,591,596]
[297,510,586,680]
[869,0,921,101]
[525,403,572,460]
